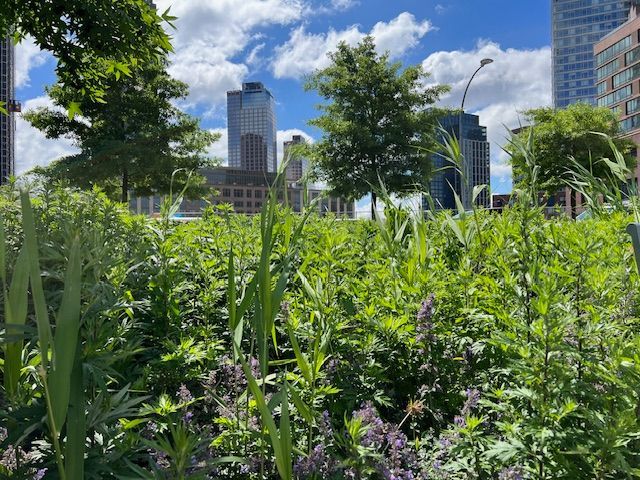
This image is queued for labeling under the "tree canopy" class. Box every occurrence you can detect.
[305,36,449,215]
[25,61,217,202]
[509,103,636,192]
[1,0,174,103]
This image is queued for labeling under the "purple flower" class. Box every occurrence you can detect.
[499,466,524,480]
[462,388,480,416]
[351,403,418,479]
[319,410,333,437]
[293,444,338,478]
[354,402,386,447]
[454,415,466,428]
[176,384,193,403]
[417,294,435,322]
[416,295,436,344]
[33,468,47,480]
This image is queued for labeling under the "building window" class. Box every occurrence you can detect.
[626,45,640,66]
[222,188,231,197]
[596,58,619,81]
[233,189,244,198]
[596,35,631,66]
[234,201,243,208]
[597,84,632,107]
[627,98,640,115]
[246,189,252,198]
[255,190,262,199]
[613,64,640,88]
[620,113,640,132]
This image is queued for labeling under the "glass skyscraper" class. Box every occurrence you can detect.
[0,36,15,183]
[425,113,490,210]
[552,0,633,108]
[227,82,277,172]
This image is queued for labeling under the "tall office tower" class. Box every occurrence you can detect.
[283,134,307,182]
[227,82,277,172]
[0,37,16,184]
[552,0,633,108]
[425,113,490,210]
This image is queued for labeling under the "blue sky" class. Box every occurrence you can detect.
[15,0,553,198]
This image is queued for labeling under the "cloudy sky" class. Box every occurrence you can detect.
[15,0,551,196]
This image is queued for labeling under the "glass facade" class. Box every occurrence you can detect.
[227,82,277,172]
[0,36,15,183]
[552,0,632,108]
[425,113,490,211]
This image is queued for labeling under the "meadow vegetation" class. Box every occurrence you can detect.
[2,138,640,479]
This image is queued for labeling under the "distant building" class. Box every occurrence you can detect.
[492,193,512,211]
[0,36,17,184]
[283,134,307,182]
[594,1,640,186]
[130,167,355,218]
[425,113,490,211]
[227,82,277,172]
[552,0,633,108]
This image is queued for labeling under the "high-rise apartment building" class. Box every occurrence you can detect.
[552,0,633,108]
[283,134,307,182]
[0,36,16,183]
[227,82,277,172]
[425,113,490,210]
[595,1,640,185]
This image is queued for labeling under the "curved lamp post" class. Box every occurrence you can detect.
[459,58,493,208]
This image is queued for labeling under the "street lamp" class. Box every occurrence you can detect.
[459,57,493,209]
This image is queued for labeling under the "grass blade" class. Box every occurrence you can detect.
[48,236,83,432]
[20,190,52,367]
[4,247,29,397]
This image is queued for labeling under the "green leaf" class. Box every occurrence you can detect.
[67,101,82,120]
[47,236,83,432]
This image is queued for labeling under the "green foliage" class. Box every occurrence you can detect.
[25,62,218,202]
[2,137,640,478]
[305,36,449,213]
[1,0,174,105]
[509,103,636,192]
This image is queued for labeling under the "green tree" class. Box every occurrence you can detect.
[305,36,449,217]
[510,103,636,193]
[1,0,174,104]
[25,62,218,203]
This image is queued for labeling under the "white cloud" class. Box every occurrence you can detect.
[154,0,305,109]
[207,128,229,165]
[422,40,552,192]
[370,13,432,57]
[15,96,78,175]
[168,42,248,109]
[246,43,266,65]
[15,37,50,89]
[435,4,448,14]
[272,12,433,79]
[330,0,358,10]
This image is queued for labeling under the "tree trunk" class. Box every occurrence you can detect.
[122,165,128,204]
[371,190,377,219]
[570,188,577,219]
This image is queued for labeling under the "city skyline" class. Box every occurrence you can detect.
[14,1,553,198]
